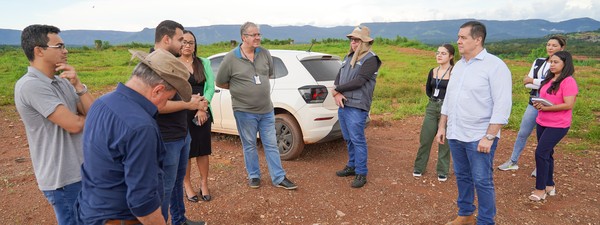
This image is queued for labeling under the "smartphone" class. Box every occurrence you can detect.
[192,115,201,126]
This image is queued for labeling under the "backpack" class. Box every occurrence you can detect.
[531,58,547,79]
[529,58,547,103]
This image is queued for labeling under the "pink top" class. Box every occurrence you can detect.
[536,76,578,128]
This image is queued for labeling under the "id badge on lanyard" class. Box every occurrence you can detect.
[254,74,261,85]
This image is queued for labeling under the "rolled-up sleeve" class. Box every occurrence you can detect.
[489,62,512,125]
[123,126,163,217]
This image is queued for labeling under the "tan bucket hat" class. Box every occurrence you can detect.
[346,25,373,42]
[129,49,192,102]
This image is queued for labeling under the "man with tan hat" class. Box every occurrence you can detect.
[75,49,204,225]
[333,25,381,188]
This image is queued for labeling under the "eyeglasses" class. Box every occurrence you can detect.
[350,38,362,43]
[243,33,262,38]
[435,51,448,56]
[182,41,195,46]
[40,43,66,50]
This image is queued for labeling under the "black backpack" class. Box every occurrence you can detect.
[529,58,547,104]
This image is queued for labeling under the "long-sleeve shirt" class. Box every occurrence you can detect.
[77,83,165,223]
[334,56,379,93]
[441,49,513,142]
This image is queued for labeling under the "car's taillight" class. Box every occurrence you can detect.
[298,85,328,103]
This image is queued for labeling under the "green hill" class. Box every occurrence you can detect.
[487,29,600,58]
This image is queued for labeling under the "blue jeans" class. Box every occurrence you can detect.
[42,181,81,225]
[509,104,538,164]
[448,139,498,225]
[338,107,369,175]
[234,110,286,185]
[535,124,569,190]
[161,134,190,225]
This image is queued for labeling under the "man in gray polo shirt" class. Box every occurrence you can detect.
[216,22,296,190]
[14,24,94,225]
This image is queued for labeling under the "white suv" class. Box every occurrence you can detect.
[209,50,342,160]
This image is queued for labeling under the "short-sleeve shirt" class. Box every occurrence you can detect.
[77,83,165,223]
[536,76,578,128]
[14,66,83,190]
[215,45,274,114]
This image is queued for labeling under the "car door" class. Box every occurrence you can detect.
[209,55,237,134]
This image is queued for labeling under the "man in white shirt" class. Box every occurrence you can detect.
[435,21,512,225]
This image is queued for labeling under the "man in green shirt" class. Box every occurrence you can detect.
[216,22,297,190]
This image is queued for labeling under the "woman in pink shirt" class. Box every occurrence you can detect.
[529,51,578,201]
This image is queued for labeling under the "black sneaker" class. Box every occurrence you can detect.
[336,166,356,177]
[276,177,297,190]
[180,219,207,225]
[249,178,260,189]
[351,174,367,188]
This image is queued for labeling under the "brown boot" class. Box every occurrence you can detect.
[445,215,476,225]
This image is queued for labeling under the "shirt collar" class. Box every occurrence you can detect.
[27,66,57,84]
[461,48,488,63]
[234,43,262,59]
[474,48,488,60]
[115,83,159,118]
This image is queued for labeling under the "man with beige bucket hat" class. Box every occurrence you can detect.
[334,25,381,188]
[75,49,205,225]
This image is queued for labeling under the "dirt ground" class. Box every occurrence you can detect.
[1,104,599,225]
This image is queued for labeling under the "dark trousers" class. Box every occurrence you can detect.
[535,124,569,190]
[413,99,450,175]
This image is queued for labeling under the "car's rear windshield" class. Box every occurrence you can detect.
[301,58,341,82]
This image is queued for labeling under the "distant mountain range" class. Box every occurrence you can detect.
[1,18,599,46]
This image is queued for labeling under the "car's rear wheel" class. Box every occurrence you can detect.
[275,113,304,160]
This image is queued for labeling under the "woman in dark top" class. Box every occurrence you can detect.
[412,44,454,182]
[179,30,215,202]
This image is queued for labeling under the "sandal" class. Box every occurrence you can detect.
[528,192,546,201]
[546,186,556,196]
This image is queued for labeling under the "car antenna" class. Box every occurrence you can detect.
[307,42,314,52]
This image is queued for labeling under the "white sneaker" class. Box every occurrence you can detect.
[497,160,519,171]
[531,168,537,177]
[412,171,422,177]
[438,175,448,182]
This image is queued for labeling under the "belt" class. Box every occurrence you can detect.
[105,219,142,225]
[430,98,443,103]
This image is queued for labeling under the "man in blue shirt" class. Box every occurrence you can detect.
[75,49,195,225]
[436,21,512,225]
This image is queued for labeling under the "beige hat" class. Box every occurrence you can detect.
[346,25,373,43]
[130,49,192,102]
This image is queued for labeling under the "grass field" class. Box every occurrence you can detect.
[1,41,598,151]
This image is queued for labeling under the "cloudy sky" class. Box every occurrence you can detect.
[2,0,598,31]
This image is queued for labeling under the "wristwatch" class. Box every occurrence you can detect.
[76,84,88,96]
[484,134,496,141]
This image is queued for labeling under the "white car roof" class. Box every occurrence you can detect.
[209,49,340,61]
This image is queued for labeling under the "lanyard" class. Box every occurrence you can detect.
[241,48,261,85]
[435,66,451,89]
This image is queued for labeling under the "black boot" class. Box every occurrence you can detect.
[336,166,356,177]
[351,174,367,188]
